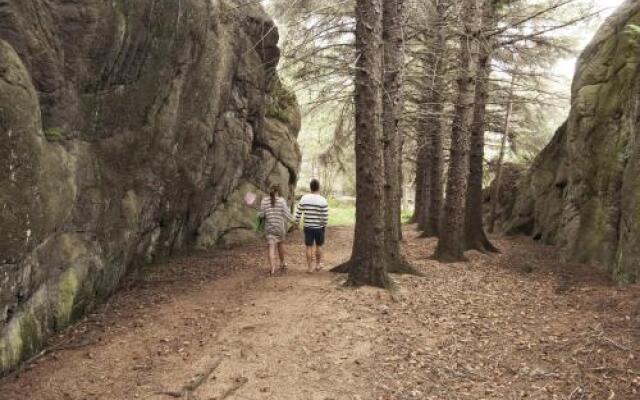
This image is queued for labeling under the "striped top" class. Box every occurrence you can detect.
[295,193,329,229]
[259,197,294,237]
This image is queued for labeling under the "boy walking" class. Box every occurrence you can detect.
[295,179,329,273]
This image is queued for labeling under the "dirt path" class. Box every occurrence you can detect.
[1,227,639,399]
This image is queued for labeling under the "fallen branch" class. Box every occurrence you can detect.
[600,336,633,353]
[567,386,583,400]
[158,358,223,399]
[218,377,249,400]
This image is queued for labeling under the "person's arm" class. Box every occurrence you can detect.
[258,199,266,218]
[283,199,295,222]
[322,201,329,227]
[294,201,305,225]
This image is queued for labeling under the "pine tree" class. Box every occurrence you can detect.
[342,0,389,287]
[383,0,418,274]
[434,0,481,262]
[418,0,449,238]
[464,0,499,252]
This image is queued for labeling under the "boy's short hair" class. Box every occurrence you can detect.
[310,179,320,192]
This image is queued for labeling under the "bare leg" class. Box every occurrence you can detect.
[306,246,314,273]
[268,242,277,275]
[315,246,323,271]
[277,242,287,271]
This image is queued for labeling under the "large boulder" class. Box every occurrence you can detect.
[503,0,640,282]
[483,163,525,233]
[0,0,300,374]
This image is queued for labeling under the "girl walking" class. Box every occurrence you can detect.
[258,185,295,275]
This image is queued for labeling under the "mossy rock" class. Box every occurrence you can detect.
[502,1,640,283]
[0,0,301,376]
[44,127,70,142]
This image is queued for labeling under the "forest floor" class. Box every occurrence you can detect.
[1,227,640,400]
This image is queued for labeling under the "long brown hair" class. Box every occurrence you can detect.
[269,184,280,207]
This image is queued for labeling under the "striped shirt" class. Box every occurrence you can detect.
[295,193,329,229]
[259,197,294,238]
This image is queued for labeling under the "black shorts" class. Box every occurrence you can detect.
[304,227,325,247]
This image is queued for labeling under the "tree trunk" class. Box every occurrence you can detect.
[426,109,444,237]
[464,0,499,253]
[383,0,405,255]
[396,131,405,241]
[489,71,516,233]
[416,123,431,232]
[383,0,418,275]
[424,0,447,238]
[411,160,425,224]
[434,0,480,262]
[334,0,388,287]
[418,0,448,238]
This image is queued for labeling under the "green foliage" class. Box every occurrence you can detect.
[625,24,640,49]
[327,197,355,226]
[325,197,412,227]
[401,208,413,224]
[266,80,298,124]
[265,102,293,123]
[626,24,640,36]
[252,215,266,232]
[44,127,68,142]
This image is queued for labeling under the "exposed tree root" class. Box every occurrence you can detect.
[417,230,437,239]
[465,230,500,254]
[465,238,500,254]
[432,250,468,264]
[386,258,424,277]
[344,274,394,290]
[330,260,352,274]
[332,258,423,277]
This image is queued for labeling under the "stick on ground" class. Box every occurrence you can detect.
[218,377,248,400]
[158,358,223,399]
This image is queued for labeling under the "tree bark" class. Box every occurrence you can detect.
[417,0,448,238]
[489,71,516,233]
[383,0,405,255]
[396,131,405,241]
[416,121,431,231]
[411,160,425,224]
[434,0,481,262]
[489,86,513,232]
[334,0,388,287]
[424,0,447,238]
[382,0,419,275]
[464,0,499,253]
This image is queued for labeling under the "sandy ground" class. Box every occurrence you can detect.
[0,227,639,400]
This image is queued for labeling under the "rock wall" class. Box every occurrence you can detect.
[0,0,300,374]
[503,0,640,283]
[483,163,525,232]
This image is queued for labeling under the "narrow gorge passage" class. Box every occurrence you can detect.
[0,227,638,400]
